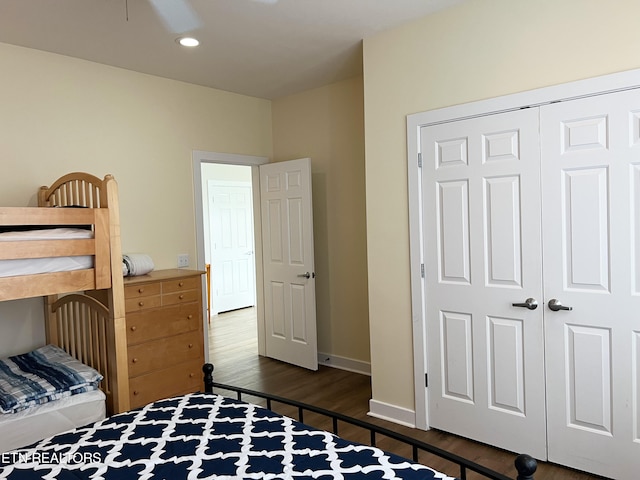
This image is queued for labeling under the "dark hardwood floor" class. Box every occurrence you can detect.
[207,307,606,480]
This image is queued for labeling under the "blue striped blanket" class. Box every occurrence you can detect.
[0,345,102,414]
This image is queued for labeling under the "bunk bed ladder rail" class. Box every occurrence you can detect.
[201,364,537,480]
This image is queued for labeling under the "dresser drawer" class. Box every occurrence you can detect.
[162,276,200,293]
[162,289,200,306]
[124,282,161,299]
[125,294,161,312]
[128,331,203,377]
[129,359,202,409]
[126,303,201,345]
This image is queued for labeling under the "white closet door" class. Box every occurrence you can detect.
[421,108,547,458]
[541,88,640,478]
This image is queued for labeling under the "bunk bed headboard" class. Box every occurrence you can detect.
[38,172,130,414]
[37,172,109,208]
[46,294,117,414]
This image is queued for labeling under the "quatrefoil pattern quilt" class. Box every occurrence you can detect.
[0,393,455,479]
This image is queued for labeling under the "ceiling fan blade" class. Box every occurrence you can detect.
[148,0,202,34]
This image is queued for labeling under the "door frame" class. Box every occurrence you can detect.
[192,151,269,358]
[407,67,640,431]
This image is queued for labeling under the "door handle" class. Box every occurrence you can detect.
[548,299,572,311]
[512,298,538,310]
[298,272,311,279]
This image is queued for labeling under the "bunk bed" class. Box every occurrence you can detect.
[0,364,538,480]
[0,172,129,438]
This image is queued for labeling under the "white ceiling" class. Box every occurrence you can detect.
[0,0,464,99]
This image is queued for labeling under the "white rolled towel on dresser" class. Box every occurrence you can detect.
[122,254,155,276]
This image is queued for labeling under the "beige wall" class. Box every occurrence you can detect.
[363,0,640,411]
[0,42,369,369]
[0,42,272,355]
[272,76,370,365]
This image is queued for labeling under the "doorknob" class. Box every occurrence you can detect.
[548,299,572,311]
[512,298,538,310]
[297,272,312,279]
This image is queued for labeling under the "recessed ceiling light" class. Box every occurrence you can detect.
[176,37,200,47]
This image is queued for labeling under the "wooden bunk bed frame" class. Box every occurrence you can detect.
[0,172,129,415]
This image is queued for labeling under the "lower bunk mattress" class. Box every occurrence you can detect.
[0,392,454,479]
[0,389,105,454]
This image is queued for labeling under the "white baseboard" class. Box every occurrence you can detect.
[317,355,415,429]
[317,352,371,376]
[367,399,416,428]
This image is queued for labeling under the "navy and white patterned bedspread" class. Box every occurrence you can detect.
[0,392,456,479]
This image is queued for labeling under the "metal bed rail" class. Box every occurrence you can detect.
[202,364,536,480]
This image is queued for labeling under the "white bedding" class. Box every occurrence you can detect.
[0,228,94,278]
[0,389,105,453]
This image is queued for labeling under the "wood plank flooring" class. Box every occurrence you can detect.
[207,308,606,480]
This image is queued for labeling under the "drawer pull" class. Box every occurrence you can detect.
[138,288,144,294]
[179,294,185,300]
[188,343,193,349]
[133,390,139,396]
[187,315,193,320]
[130,326,137,332]
[138,301,144,307]
[132,358,138,363]
[179,282,184,287]
[189,373,194,378]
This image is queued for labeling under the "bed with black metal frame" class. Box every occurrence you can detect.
[0,363,537,480]
[202,364,537,480]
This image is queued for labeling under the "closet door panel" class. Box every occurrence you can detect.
[484,175,522,287]
[634,332,640,443]
[437,180,471,283]
[565,325,612,433]
[422,108,546,459]
[488,316,525,415]
[541,88,640,479]
[562,167,610,291]
[632,164,640,295]
[440,310,474,401]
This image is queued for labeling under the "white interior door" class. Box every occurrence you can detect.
[209,182,256,314]
[260,158,318,370]
[421,108,547,458]
[541,88,640,479]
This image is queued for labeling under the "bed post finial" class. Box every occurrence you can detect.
[203,363,214,393]
[515,454,537,480]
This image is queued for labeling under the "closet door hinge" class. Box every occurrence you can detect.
[417,153,423,168]
[420,263,425,278]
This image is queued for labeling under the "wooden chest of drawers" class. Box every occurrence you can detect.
[123,269,205,409]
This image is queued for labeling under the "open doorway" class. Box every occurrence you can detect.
[203,164,256,315]
[193,151,319,371]
[192,150,269,361]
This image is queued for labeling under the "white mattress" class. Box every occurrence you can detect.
[0,389,105,453]
[0,228,94,278]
